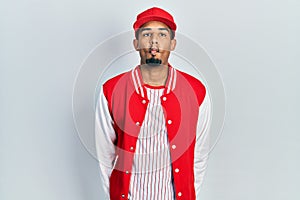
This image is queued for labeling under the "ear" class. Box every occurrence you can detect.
[133,39,139,51]
[170,39,177,51]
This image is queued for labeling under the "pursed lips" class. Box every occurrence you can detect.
[149,47,159,56]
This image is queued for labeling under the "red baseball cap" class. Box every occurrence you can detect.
[133,7,177,31]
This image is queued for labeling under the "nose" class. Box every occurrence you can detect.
[150,34,158,44]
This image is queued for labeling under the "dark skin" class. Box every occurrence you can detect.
[133,21,177,86]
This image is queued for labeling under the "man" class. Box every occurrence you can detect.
[95,7,211,200]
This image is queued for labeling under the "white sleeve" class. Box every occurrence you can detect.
[194,92,212,198]
[95,87,117,200]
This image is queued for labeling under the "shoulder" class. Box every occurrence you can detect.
[103,72,126,89]
[176,69,207,105]
[102,71,130,99]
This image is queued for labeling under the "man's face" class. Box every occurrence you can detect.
[133,21,176,66]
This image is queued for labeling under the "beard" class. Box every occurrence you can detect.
[145,57,162,66]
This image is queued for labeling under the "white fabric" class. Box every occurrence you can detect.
[95,88,117,200]
[194,92,212,197]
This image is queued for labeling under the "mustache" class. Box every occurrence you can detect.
[146,57,162,66]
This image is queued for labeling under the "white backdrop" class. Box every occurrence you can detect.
[1,0,299,199]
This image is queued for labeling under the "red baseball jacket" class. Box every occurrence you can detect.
[95,65,211,200]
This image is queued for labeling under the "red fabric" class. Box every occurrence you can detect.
[133,7,177,31]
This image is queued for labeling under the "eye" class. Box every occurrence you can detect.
[143,33,151,37]
[159,33,167,37]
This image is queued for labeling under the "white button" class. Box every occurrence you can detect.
[136,122,140,126]
[126,170,129,174]
[167,120,172,124]
[121,194,125,198]
[162,96,167,101]
[178,192,182,197]
[172,145,176,149]
[130,146,134,151]
[175,168,179,173]
[142,99,147,104]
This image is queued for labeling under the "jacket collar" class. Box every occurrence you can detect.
[131,63,177,98]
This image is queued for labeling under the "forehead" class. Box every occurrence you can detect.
[140,21,170,29]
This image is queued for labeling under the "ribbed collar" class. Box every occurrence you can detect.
[131,63,177,98]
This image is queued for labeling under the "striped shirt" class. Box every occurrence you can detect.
[128,86,175,200]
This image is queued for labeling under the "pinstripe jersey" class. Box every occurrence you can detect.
[128,85,175,200]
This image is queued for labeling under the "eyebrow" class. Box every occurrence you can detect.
[140,27,170,32]
[140,28,152,32]
[158,28,170,32]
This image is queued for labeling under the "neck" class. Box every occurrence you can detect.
[140,64,169,86]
